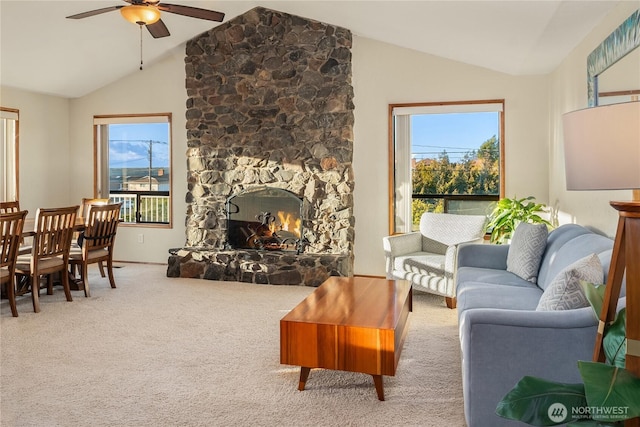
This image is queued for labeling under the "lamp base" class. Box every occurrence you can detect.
[594,200,640,427]
[610,200,640,213]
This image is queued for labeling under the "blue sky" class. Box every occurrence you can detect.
[108,123,170,168]
[411,112,498,162]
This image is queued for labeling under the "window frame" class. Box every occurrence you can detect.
[387,99,505,235]
[93,113,173,228]
[1,107,19,202]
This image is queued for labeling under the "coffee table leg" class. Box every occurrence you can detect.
[298,367,311,391]
[373,375,385,401]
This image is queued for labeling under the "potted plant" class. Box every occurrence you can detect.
[496,282,640,426]
[485,196,553,244]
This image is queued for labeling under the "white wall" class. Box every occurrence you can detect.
[68,47,188,263]
[351,37,550,276]
[0,86,71,214]
[548,2,640,238]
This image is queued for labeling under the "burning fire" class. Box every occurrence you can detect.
[276,211,301,236]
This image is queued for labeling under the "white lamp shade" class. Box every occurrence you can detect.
[563,101,640,191]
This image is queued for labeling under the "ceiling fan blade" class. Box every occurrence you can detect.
[157,3,224,22]
[66,6,124,19]
[146,19,170,38]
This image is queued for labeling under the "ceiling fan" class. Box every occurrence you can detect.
[66,0,225,39]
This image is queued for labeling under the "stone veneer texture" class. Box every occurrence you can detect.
[183,7,355,256]
[176,7,355,282]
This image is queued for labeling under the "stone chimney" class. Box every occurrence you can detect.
[169,7,355,285]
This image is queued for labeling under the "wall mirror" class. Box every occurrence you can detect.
[587,8,639,107]
[597,46,640,105]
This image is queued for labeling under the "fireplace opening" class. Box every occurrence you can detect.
[226,187,303,252]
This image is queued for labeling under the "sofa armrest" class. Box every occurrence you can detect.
[383,232,422,278]
[459,307,601,426]
[383,232,422,256]
[457,242,509,270]
[444,238,486,274]
[460,306,600,335]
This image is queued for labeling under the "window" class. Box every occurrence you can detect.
[389,100,504,234]
[1,108,19,202]
[94,114,172,225]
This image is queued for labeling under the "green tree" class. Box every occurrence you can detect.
[471,135,500,194]
[410,135,500,227]
[412,136,499,197]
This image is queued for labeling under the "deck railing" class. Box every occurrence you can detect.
[410,194,497,231]
[109,191,170,224]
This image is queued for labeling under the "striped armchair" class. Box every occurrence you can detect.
[383,212,487,308]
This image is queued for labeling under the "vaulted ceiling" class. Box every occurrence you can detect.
[0,1,623,98]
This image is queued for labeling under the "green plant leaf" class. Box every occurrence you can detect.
[579,281,607,320]
[527,214,553,226]
[485,195,553,244]
[578,361,640,421]
[602,308,626,368]
[496,376,587,426]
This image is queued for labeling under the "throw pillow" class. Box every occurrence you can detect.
[506,222,548,283]
[536,253,604,311]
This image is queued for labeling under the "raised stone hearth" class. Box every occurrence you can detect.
[168,249,351,287]
[168,7,355,286]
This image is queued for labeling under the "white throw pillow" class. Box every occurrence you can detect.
[506,222,548,283]
[536,253,604,311]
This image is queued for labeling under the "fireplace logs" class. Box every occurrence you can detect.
[227,187,303,252]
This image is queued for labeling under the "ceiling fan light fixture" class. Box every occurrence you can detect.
[120,5,161,25]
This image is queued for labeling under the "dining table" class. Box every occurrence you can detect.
[21,217,85,237]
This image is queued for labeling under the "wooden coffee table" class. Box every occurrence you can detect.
[280,276,412,400]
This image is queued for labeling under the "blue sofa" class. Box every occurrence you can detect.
[455,224,627,426]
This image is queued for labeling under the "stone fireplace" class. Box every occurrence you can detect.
[167,7,355,286]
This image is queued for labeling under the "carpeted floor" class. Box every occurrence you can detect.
[1,264,465,427]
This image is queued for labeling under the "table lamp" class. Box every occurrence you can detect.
[562,101,640,408]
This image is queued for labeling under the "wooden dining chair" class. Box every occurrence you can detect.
[15,205,79,313]
[80,198,110,219]
[0,201,31,255]
[69,203,121,298]
[1,210,27,317]
[74,198,110,277]
[0,201,21,214]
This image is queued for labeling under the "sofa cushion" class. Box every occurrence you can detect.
[456,266,534,289]
[457,281,543,311]
[537,232,614,291]
[536,253,603,311]
[506,222,548,283]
